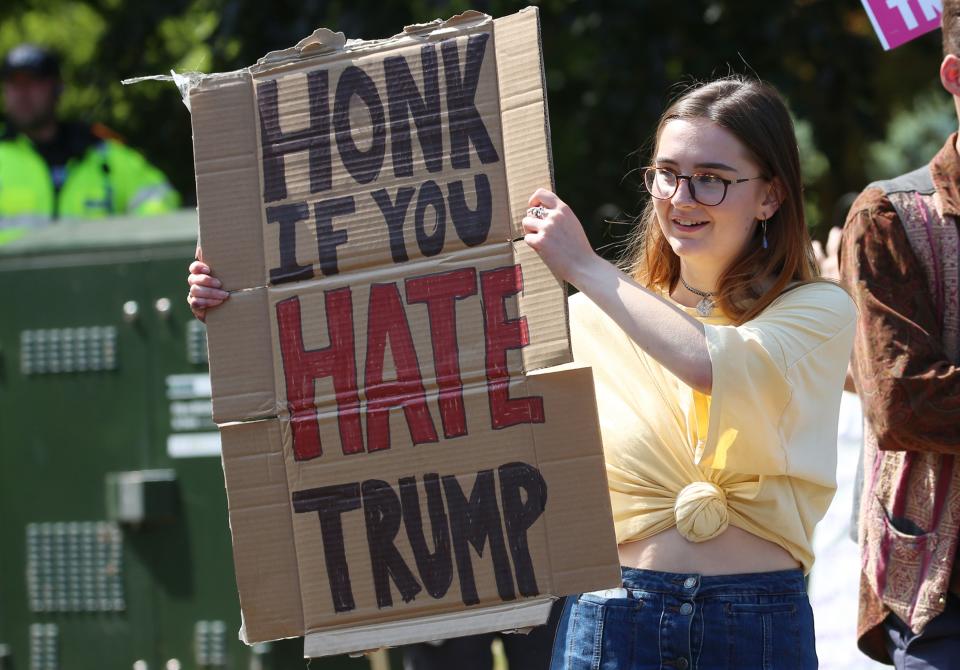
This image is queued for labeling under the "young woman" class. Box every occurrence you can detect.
[521,76,855,670]
[188,75,854,670]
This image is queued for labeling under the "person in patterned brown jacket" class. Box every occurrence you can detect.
[840,3,960,666]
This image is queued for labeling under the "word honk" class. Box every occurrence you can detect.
[258,32,502,286]
[257,34,499,201]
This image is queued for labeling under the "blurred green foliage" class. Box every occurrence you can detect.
[0,0,951,255]
[794,115,830,229]
[867,91,957,182]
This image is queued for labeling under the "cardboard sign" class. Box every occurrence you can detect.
[187,7,619,657]
[861,0,942,50]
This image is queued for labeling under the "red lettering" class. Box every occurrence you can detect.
[479,266,545,429]
[405,268,478,438]
[276,291,363,460]
[364,283,439,451]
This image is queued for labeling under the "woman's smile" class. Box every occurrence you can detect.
[670,215,710,231]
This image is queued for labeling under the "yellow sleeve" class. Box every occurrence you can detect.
[696,282,856,480]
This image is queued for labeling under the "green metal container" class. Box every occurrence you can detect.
[0,213,386,670]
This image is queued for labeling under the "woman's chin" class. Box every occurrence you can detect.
[667,237,707,259]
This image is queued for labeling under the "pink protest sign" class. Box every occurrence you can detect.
[862,0,942,50]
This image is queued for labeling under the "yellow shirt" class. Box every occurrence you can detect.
[569,282,857,573]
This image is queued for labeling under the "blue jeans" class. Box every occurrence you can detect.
[550,567,817,670]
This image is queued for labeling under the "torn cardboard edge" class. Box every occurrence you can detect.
[122,9,499,106]
[255,11,491,71]
[303,597,555,658]
[121,71,206,112]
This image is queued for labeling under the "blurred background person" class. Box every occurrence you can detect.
[0,43,179,242]
[841,2,960,665]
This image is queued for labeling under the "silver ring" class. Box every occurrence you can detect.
[527,206,548,219]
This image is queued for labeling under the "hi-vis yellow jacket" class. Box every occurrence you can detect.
[0,122,180,243]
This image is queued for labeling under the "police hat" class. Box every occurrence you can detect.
[0,44,61,80]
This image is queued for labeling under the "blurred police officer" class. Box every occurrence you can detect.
[0,44,179,241]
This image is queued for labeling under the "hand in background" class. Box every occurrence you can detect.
[812,226,842,281]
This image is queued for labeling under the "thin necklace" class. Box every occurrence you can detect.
[679,275,715,316]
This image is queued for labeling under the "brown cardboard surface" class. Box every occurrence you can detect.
[205,288,275,423]
[492,9,554,238]
[190,71,266,292]
[220,419,303,641]
[190,6,619,655]
[527,364,619,593]
[513,241,570,371]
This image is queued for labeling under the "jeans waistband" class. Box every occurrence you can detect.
[618,566,806,598]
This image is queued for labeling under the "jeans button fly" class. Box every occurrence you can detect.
[683,577,697,589]
[680,602,693,615]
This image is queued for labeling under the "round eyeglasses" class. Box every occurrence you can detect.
[643,167,766,206]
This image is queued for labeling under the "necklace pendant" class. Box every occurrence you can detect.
[696,296,714,316]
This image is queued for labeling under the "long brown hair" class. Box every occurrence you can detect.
[622,76,819,325]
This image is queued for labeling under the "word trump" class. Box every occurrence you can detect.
[293,462,548,612]
[276,264,545,461]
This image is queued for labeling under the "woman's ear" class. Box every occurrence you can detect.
[758,177,785,220]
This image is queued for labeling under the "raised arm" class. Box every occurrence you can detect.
[522,188,713,392]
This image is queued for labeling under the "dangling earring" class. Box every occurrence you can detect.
[761,218,768,250]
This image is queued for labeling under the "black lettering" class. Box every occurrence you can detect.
[415,180,446,257]
[498,462,547,597]
[334,66,387,184]
[441,34,499,169]
[372,187,416,263]
[385,46,443,178]
[292,483,362,613]
[399,474,453,599]
[448,174,492,247]
[313,196,355,276]
[266,203,314,284]
[442,470,515,605]
[362,479,423,608]
[258,72,332,202]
